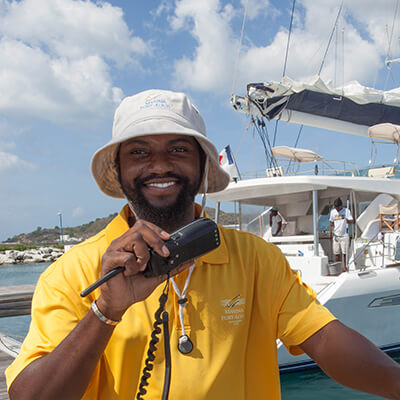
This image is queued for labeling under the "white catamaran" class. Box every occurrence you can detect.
[209,76,400,373]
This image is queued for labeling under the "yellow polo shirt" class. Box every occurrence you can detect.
[6,205,336,399]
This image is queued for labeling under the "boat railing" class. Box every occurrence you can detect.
[348,232,380,270]
[240,159,361,178]
[239,160,400,180]
[349,232,400,270]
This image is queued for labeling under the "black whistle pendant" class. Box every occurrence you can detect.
[178,335,193,354]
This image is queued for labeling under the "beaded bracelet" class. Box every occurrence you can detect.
[91,301,121,326]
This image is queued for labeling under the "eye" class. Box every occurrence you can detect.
[171,146,187,153]
[129,149,148,155]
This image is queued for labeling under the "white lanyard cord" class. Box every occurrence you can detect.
[200,158,209,217]
[170,263,195,338]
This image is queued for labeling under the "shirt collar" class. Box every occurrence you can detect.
[105,203,229,265]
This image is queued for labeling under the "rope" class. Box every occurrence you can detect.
[231,0,249,97]
[170,264,195,340]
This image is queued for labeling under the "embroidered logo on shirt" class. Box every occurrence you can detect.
[220,294,245,325]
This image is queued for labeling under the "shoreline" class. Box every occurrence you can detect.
[0,247,63,266]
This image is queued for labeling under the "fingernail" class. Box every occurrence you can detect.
[162,245,169,256]
[161,231,170,239]
[139,263,147,272]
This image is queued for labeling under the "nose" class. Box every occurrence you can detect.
[147,151,174,175]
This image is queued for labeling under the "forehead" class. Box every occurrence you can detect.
[121,134,198,147]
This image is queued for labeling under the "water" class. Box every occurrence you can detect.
[0,263,398,399]
[280,362,400,399]
[0,262,50,339]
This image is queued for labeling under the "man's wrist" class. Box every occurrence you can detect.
[93,297,124,325]
[91,301,121,326]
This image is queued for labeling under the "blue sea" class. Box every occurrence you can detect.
[0,263,397,399]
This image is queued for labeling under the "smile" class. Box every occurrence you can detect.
[146,181,176,188]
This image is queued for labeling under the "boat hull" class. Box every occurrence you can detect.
[278,266,400,372]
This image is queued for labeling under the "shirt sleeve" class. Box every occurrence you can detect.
[346,208,353,220]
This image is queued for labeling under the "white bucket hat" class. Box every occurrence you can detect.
[91,89,230,198]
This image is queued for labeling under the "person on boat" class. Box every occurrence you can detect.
[6,90,400,400]
[269,207,282,236]
[329,197,354,266]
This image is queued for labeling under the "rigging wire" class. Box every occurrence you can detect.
[273,0,297,148]
[285,125,304,174]
[252,117,280,170]
[384,0,400,90]
[231,0,249,98]
[318,0,344,76]
[282,0,296,77]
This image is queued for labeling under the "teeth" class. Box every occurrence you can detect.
[148,182,175,188]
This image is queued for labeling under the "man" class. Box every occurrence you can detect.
[329,197,354,265]
[6,90,400,400]
[269,207,282,236]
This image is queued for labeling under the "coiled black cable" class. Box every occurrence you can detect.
[136,279,171,400]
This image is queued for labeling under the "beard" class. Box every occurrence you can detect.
[122,172,201,232]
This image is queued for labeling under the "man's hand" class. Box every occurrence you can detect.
[96,219,191,321]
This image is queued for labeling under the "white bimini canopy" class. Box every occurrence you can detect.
[368,123,400,144]
[272,146,322,162]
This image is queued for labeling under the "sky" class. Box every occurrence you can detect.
[1,0,400,241]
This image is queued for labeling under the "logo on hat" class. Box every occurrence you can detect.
[140,95,171,110]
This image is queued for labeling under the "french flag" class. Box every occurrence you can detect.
[219,145,239,181]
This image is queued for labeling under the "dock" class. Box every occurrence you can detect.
[0,285,35,318]
[0,285,35,399]
[0,350,12,400]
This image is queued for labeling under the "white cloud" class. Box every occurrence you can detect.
[169,0,398,94]
[152,0,174,18]
[241,0,272,20]
[1,0,150,65]
[0,38,123,122]
[0,0,150,123]
[171,0,238,92]
[0,151,36,173]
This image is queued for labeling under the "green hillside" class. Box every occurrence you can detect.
[4,208,237,245]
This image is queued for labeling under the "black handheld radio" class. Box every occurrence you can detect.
[144,217,220,277]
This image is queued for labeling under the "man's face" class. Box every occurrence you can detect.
[118,134,203,231]
[335,205,342,212]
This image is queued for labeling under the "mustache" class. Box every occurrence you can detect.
[134,172,188,186]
